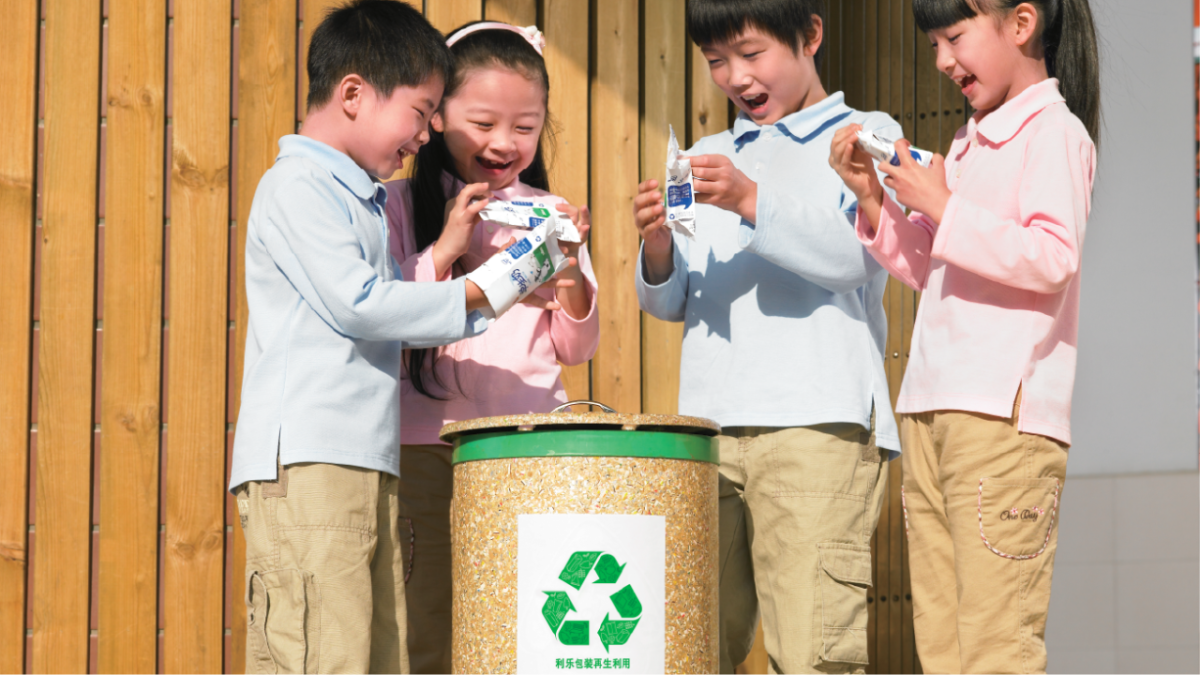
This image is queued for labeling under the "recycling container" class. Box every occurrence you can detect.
[443,403,720,674]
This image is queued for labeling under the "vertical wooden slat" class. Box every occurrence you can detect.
[485,0,535,26]
[0,1,38,671]
[32,0,101,670]
[590,0,640,414]
[233,1,296,670]
[426,0,483,33]
[99,0,166,670]
[542,0,590,402]
[639,0,685,415]
[165,0,230,670]
[688,43,729,146]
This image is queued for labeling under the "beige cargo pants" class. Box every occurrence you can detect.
[901,397,1068,674]
[236,462,410,674]
[718,423,888,674]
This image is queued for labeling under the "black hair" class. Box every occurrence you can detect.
[306,0,453,110]
[686,0,827,69]
[913,0,1100,145]
[406,22,555,400]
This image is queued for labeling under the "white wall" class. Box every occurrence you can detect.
[1068,0,1198,476]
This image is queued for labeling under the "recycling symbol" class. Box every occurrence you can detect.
[541,551,642,652]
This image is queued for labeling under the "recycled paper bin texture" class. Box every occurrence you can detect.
[442,412,721,674]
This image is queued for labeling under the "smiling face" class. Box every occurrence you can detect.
[434,66,547,191]
[927,8,1042,115]
[700,23,826,126]
[346,76,443,179]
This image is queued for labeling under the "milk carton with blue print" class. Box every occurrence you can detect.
[464,220,568,320]
[664,125,697,239]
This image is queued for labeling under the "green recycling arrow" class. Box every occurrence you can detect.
[593,554,626,584]
[545,551,644,649]
[598,614,639,652]
[558,620,590,646]
[558,551,602,590]
[609,584,642,618]
[542,591,575,633]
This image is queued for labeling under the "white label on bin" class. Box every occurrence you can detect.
[517,514,666,674]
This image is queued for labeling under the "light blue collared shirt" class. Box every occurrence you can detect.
[637,93,903,452]
[230,135,488,490]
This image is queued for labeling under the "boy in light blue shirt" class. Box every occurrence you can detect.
[633,0,902,671]
[229,2,570,670]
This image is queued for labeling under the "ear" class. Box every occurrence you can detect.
[803,14,824,57]
[1010,2,1041,47]
[431,110,446,134]
[337,74,367,118]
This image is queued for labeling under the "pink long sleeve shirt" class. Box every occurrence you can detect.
[856,78,1095,445]
[385,177,600,446]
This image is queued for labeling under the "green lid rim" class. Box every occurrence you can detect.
[451,428,719,465]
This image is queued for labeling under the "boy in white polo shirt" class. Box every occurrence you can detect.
[229,2,571,671]
[633,0,904,671]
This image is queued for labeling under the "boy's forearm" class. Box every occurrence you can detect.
[465,279,490,312]
[641,241,676,286]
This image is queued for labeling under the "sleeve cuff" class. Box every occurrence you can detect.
[636,239,681,290]
[929,193,962,262]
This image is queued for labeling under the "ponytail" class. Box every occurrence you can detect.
[1042,0,1101,146]
[406,21,555,400]
[913,0,1101,146]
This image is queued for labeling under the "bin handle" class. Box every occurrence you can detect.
[552,400,616,414]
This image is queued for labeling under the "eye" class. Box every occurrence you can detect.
[516,126,535,134]
[472,121,494,129]
[743,51,761,58]
[948,33,962,44]
[706,58,723,67]
[413,108,426,119]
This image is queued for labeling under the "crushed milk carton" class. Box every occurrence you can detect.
[464,219,568,320]
[478,199,582,244]
[664,125,697,238]
[856,129,934,168]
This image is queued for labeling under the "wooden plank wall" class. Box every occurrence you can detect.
[0,0,961,672]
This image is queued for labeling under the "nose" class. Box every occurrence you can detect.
[727,58,754,89]
[415,123,431,147]
[935,46,956,77]
[490,129,517,157]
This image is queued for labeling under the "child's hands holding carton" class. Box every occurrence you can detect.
[688,154,757,224]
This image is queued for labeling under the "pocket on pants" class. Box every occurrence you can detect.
[814,543,872,668]
[246,569,321,674]
[978,477,1060,560]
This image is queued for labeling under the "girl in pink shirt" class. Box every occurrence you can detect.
[830,0,1098,672]
[385,22,599,673]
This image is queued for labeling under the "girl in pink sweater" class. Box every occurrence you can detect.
[830,0,1098,672]
[384,22,598,673]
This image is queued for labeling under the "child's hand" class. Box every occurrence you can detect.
[632,179,674,284]
[503,235,578,312]
[878,140,951,224]
[433,182,491,278]
[689,154,757,223]
[829,124,884,214]
[553,202,592,319]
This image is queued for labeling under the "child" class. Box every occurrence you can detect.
[633,0,903,671]
[384,21,599,673]
[228,3,573,672]
[829,0,1098,671]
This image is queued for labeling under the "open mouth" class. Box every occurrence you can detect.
[741,92,769,113]
[957,74,977,94]
[476,156,514,173]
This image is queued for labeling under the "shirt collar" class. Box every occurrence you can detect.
[732,92,852,146]
[973,78,1065,145]
[277,134,382,201]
